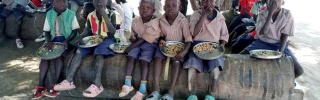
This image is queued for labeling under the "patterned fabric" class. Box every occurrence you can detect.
[189,10,229,43]
[86,8,120,38]
[131,16,161,43]
[239,0,257,16]
[11,0,30,9]
[250,1,266,15]
[254,8,294,43]
[159,12,192,42]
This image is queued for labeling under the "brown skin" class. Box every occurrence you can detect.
[124,1,156,82]
[193,0,215,37]
[93,0,116,35]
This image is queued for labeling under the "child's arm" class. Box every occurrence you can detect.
[74,20,91,44]
[44,31,53,49]
[175,19,193,60]
[193,11,210,36]
[97,8,116,35]
[279,12,294,53]
[260,1,278,35]
[219,19,229,50]
[16,4,33,18]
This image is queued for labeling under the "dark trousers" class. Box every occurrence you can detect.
[180,0,188,16]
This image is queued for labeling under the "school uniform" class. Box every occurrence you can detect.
[154,12,193,62]
[245,8,296,59]
[43,8,80,57]
[184,10,229,73]
[78,8,121,58]
[127,16,161,62]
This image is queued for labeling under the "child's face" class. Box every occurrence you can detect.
[138,1,155,19]
[53,0,67,13]
[201,0,215,10]
[93,0,108,10]
[81,9,89,19]
[164,0,180,17]
[268,0,283,8]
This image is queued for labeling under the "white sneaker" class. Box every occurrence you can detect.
[16,39,24,49]
[35,34,46,42]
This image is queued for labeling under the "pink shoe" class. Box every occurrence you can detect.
[83,84,104,98]
[119,85,134,97]
[53,80,76,91]
[131,91,145,100]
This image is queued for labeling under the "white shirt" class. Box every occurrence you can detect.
[120,3,133,33]
[43,16,80,36]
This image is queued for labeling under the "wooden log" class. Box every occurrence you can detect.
[45,54,298,99]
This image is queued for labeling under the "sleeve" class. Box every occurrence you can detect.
[130,20,137,37]
[189,11,200,36]
[280,12,294,36]
[181,18,193,42]
[219,19,229,42]
[72,16,80,30]
[43,17,50,32]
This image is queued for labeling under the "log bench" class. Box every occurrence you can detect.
[44,54,303,99]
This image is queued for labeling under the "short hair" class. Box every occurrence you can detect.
[140,0,156,7]
[83,2,95,12]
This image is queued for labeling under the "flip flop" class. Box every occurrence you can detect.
[187,95,198,100]
[160,94,174,100]
[205,95,216,100]
[146,91,161,100]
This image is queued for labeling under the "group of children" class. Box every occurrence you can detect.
[31,0,303,100]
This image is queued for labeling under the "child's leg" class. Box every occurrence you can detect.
[168,60,181,96]
[53,57,64,84]
[93,55,104,87]
[125,56,135,86]
[66,51,83,82]
[293,59,304,78]
[153,57,163,92]
[209,67,220,94]
[38,60,50,92]
[139,60,149,94]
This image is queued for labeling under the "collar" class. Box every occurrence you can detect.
[160,12,185,25]
[91,8,110,19]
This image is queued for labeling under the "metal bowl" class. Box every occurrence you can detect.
[193,42,224,60]
[160,41,185,57]
[109,43,131,53]
[249,49,283,59]
[36,42,65,60]
[78,35,103,48]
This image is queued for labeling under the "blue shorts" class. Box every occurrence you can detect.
[78,37,115,58]
[0,8,12,18]
[184,41,224,73]
[127,42,157,62]
[244,39,296,60]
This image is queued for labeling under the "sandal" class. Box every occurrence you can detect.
[187,95,198,100]
[205,95,216,100]
[119,85,134,97]
[83,84,104,98]
[54,80,76,91]
[44,85,60,98]
[160,94,174,100]
[146,91,161,100]
[131,91,145,100]
[31,86,45,99]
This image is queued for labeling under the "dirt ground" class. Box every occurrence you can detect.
[0,0,319,100]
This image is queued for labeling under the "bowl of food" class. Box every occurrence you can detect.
[193,42,224,60]
[36,42,65,60]
[109,43,131,53]
[249,49,283,59]
[78,35,103,48]
[160,41,185,57]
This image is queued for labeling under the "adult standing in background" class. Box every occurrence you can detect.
[115,0,133,40]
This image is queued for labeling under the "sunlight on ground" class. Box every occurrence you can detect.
[2,57,39,73]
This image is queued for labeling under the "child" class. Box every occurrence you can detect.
[53,0,119,98]
[115,0,133,40]
[118,0,160,99]
[240,0,304,79]
[81,2,95,19]
[185,0,229,99]
[31,0,79,99]
[9,0,35,48]
[147,0,192,99]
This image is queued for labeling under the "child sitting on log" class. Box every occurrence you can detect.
[32,0,79,99]
[1,0,35,48]
[118,0,161,99]
[53,0,120,98]
[240,0,304,79]
[185,0,229,99]
[146,0,192,99]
